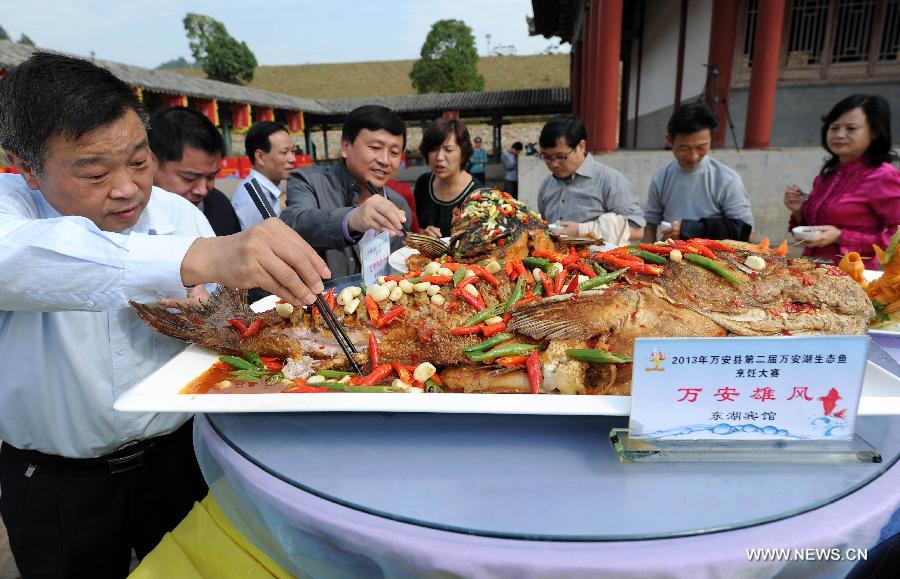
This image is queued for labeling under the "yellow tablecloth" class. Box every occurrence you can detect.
[129,493,292,579]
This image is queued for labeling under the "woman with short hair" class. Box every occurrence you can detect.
[414,118,480,238]
[784,94,900,266]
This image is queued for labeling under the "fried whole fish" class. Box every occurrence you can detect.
[131,250,874,396]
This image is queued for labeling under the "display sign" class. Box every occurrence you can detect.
[360,231,391,286]
[628,336,869,441]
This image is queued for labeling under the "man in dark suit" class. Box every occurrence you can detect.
[149,107,242,236]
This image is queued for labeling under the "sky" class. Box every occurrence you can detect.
[1,0,568,69]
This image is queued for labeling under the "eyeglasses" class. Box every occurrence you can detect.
[539,149,577,163]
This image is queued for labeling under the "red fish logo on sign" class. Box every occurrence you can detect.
[819,388,847,419]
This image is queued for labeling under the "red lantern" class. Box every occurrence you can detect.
[255,107,274,122]
[288,111,304,135]
[232,103,251,134]
[162,94,188,108]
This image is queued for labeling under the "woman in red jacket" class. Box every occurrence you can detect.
[784,94,900,267]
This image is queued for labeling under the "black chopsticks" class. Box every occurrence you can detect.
[243,179,362,375]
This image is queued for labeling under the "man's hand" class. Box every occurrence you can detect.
[557,221,580,237]
[804,225,841,248]
[422,225,443,238]
[158,284,209,309]
[348,195,407,236]
[661,220,681,240]
[180,218,330,306]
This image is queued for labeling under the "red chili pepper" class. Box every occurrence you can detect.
[457,276,479,289]
[285,383,330,393]
[638,244,676,255]
[513,261,531,285]
[562,253,581,267]
[476,269,501,286]
[418,275,453,284]
[574,261,597,278]
[241,319,262,338]
[532,250,567,262]
[392,363,413,384]
[324,289,336,310]
[688,238,736,254]
[496,355,528,367]
[482,322,506,337]
[365,295,381,324]
[374,305,405,328]
[502,312,511,323]
[512,296,540,309]
[526,350,542,394]
[227,319,249,333]
[566,275,580,297]
[504,261,515,278]
[538,271,555,297]
[554,269,566,294]
[681,241,717,259]
[259,357,283,371]
[455,287,485,310]
[358,363,394,386]
[603,255,663,275]
[368,331,380,368]
[451,323,485,335]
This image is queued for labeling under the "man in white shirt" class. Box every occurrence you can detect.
[233,121,297,229]
[0,52,329,577]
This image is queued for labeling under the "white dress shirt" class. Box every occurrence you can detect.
[234,169,282,229]
[0,174,214,458]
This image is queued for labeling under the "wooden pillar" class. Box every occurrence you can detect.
[706,0,740,148]
[322,125,329,159]
[673,0,689,111]
[592,0,624,152]
[570,40,582,118]
[582,2,598,142]
[744,0,786,149]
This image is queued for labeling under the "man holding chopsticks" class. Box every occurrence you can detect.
[282,104,412,277]
[0,52,329,577]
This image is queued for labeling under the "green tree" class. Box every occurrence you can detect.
[183,13,257,85]
[0,25,9,41]
[410,19,484,94]
[157,56,196,70]
[18,33,35,47]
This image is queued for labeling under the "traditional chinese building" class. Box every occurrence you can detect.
[530,0,900,151]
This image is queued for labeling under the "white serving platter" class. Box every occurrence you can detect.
[114,347,900,416]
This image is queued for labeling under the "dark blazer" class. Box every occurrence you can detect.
[203,188,242,237]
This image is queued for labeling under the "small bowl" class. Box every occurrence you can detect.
[792,226,822,241]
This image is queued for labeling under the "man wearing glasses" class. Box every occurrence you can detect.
[537,115,644,244]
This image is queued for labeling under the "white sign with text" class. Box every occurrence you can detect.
[360,230,391,286]
[628,336,869,441]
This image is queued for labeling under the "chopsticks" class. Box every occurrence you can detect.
[243,179,362,375]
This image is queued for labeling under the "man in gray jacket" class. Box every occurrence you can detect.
[282,105,412,277]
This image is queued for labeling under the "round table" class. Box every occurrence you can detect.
[193,342,900,579]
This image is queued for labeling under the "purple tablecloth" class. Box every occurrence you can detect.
[194,414,900,579]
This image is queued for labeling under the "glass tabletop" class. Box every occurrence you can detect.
[206,409,900,542]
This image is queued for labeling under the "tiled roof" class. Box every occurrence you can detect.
[0,40,328,113]
[0,40,571,122]
[309,87,571,122]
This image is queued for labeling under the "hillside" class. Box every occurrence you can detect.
[171,54,569,99]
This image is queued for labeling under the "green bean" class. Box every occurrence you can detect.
[463,333,515,354]
[628,249,667,264]
[522,257,552,271]
[359,282,367,296]
[533,279,544,296]
[683,253,746,286]
[579,268,627,291]
[565,349,633,364]
[463,304,502,327]
[219,355,258,372]
[316,369,354,379]
[501,276,526,314]
[466,343,540,362]
[591,262,607,276]
[242,351,265,370]
[424,378,443,393]
[314,381,406,393]
[452,266,467,287]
